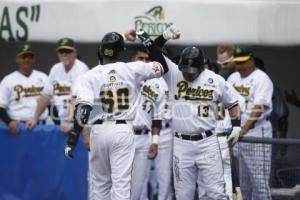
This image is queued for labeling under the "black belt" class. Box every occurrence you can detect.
[19,120,46,125]
[217,132,229,137]
[93,119,126,125]
[134,129,149,135]
[175,130,213,141]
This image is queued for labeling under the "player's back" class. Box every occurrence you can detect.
[79,60,163,122]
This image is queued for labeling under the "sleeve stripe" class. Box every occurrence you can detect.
[76,100,93,107]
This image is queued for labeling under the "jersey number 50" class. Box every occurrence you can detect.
[100,88,129,113]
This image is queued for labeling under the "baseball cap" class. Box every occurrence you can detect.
[56,38,76,51]
[232,46,253,62]
[16,43,35,57]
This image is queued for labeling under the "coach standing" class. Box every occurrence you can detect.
[228,46,273,200]
[0,43,49,135]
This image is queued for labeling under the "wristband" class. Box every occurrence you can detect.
[231,118,241,127]
[152,135,159,144]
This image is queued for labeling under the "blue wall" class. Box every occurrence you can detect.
[0,125,88,200]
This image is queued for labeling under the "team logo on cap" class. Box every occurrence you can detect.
[23,44,30,51]
[104,49,114,57]
[235,47,242,54]
[208,78,213,84]
[188,59,194,66]
[61,39,69,46]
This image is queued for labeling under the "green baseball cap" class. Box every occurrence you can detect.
[16,43,35,57]
[232,46,253,62]
[56,38,76,51]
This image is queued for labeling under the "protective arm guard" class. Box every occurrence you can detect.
[64,103,92,159]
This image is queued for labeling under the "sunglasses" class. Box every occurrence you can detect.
[235,60,249,65]
[217,56,233,65]
[58,49,74,54]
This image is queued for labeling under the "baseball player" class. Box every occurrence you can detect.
[0,43,49,136]
[130,47,174,200]
[216,44,244,200]
[214,83,245,200]
[227,46,273,200]
[26,38,89,132]
[138,28,242,199]
[63,31,168,200]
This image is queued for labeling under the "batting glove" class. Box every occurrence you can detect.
[64,130,80,159]
[64,145,74,159]
[136,29,152,47]
[163,24,181,40]
[227,126,241,145]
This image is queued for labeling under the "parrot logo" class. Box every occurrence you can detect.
[61,39,69,46]
[145,6,164,21]
[23,44,30,51]
[235,47,242,54]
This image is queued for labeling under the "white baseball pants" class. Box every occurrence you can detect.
[218,135,233,200]
[131,134,151,200]
[89,123,135,200]
[173,134,227,200]
[154,134,174,200]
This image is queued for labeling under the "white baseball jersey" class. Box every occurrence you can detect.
[0,70,50,121]
[215,82,245,133]
[42,59,89,120]
[132,77,166,130]
[164,57,238,134]
[75,61,164,122]
[227,68,273,128]
[228,69,273,199]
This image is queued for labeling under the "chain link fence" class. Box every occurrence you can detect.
[238,137,300,200]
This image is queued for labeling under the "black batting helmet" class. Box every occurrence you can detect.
[99,32,125,59]
[178,46,206,74]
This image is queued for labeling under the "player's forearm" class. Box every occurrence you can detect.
[151,127,160,136]
[154,35,168,48]
[66,103,92,148]
[242,104,263,135]
[33,95,50,121]
[0,107,12,125]
[72,103,92,133]
[151,120,161,144]
[228,104,241,120]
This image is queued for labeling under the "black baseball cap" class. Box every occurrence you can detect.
[16,43,35,57]
[232,46,253,62]
[56,38,76,51]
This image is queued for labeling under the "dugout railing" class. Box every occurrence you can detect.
[238,136,300,200]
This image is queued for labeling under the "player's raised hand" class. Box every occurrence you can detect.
[64,145,74,159]
[8,120,19,136]
[148,143,158,160]
[123,29,136,42]
[163,24,181,40]
[227,126,242,145]
[25,118,37,130]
